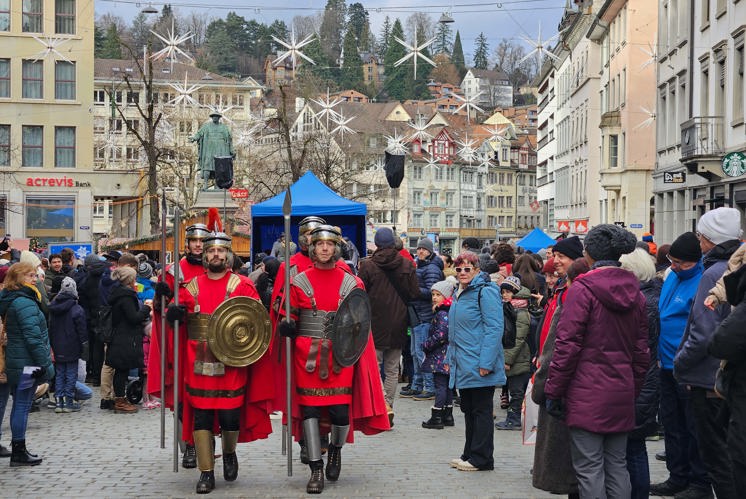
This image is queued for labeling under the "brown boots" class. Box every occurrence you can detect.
[114,397,138,414]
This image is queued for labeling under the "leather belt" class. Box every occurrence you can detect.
[187,313,211,342]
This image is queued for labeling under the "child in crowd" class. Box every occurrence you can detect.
[141,299,160,409]
[496,276,532,431]
[421,278,457,430]
[48,277,88,413]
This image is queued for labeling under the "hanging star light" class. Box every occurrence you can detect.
[477,152,493,173]
[370,157,386,172]
[311,88,342,128]
[330,112,356,142]
[638,37,658,70]
[457,134,479,163]
[634,106,656,130]
[235,120,265,148]
[393,26,436,80]
[423,153,441,172]
[519,22,561,64]
[168,74,202,108]
[408,115,433,143]
[31,35,72,63]
[205,104,236,125]
[272,26,316,72]
[452,92,485,124]
[385,130,408,155]
[154,118,175,144]
[150,18,194,70]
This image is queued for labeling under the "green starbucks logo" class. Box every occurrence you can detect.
[722,152,746,177]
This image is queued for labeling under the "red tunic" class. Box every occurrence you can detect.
[146,257,204,408]
[179,272,275,443]
[269,251,313,326]
[288,266,361,406]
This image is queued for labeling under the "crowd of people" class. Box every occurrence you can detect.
[1,206,745,499]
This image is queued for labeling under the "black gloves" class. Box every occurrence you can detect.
[155,281,173,299]
[545,399,566,420]
[80,342,90,362]
[166,304,187,324]
[31,366,46,380]
[278,319,297,338]
[141,304,152,316]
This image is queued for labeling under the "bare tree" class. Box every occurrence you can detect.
[405,12,435,42]
[492,38,538,88]
[180,12,210,53]
[292,13,323,39]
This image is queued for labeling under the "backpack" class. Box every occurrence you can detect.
[477,284,516,349]
[93,305,113,344]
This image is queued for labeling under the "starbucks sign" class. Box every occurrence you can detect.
[722,152,746,177]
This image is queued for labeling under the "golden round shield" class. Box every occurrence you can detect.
[207,296,271,367]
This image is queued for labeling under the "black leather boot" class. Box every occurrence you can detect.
[0,444,11,458]
[182,444,197,469]
[422,407,444,429]
[196,471,215,494]
[307,460,324,494]
[299,439,309,464]
[443,406,455,427]
[325,424,348,481]
[9,440,42,467]
[221,431,239,482]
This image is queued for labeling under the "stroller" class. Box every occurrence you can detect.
[126,368,144,404]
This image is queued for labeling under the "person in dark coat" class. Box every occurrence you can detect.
[77,253,109,385]
[620,247,662,499]
[0,262,55,466]
[255,257,280,311]
[48,277,88,413]
[358,227,419,420]
[545,224,649,499]
[708,263,746,491]
[105,266,151,414]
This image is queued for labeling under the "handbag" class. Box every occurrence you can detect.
[0,315,7,384]
[714,360,731,400]
[382,269,420,327]
[521,375,538,445]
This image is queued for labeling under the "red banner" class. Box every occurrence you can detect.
[229,188,249,199]
[574,220,588,234]
[557,220,570,233]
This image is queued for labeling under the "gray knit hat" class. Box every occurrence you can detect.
[416,237,434,254]
[431,280,455,298]
[583,224,637,261]
[60,276,78,299]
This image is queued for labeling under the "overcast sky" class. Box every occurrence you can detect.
[96,0,568,63]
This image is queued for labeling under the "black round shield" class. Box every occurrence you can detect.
[331,288,372,367]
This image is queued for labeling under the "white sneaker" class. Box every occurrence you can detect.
[456,460,479,471]
[449,458,465,468]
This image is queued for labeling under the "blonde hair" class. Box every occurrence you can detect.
[620,247,657,282]
[4,262,37,291]
[112,266,137,287]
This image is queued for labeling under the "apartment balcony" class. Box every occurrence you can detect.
[680,116,725,181]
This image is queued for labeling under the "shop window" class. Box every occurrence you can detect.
[26,197,75,244]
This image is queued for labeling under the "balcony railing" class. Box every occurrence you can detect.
[680,116,724,160]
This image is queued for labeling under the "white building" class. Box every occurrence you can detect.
[460,69,514,109]
[653,0,746,243]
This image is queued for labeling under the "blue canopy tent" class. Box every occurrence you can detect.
[515,228,555,253]
[250,172,367,262]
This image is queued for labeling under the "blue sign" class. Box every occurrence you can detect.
[629,224,644,229]
[48,242,93,260]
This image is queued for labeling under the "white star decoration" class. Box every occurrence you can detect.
[452,92,485,123]
[31,35,72,63]
[393,27,436,80]
[385,130,408,156]
[154,118,174,144]
[205,104,235,125]
[423,153,441,171]
[370,157,386,171]
[634,106,656,130]
[235,120,265,148]
[638,36,658,70]
[272,27,316,72]
[408,116,433,143]
[330,112,356,142]
[457,134,479,163]
[150,19,194,70]
[520,22,561,64]
[168,74,202,108]
[311,89,342,127]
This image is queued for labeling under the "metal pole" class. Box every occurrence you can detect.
[159,193,167,449]
[282,190,293,477]
[172,207,181,473]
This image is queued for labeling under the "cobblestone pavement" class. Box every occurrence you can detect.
[1,385,667,498]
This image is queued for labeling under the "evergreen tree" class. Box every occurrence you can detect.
[297,36,337,89]
[378,16,391,60]
[383,18,408,100]
[268,19,289,48]
[94,24,105,57]
[319,0,347,65]
[473,32,489,70]
[202,20,237,74]
[129,13,152,52]
[433,22,452,56]
[100,24,123,59]
[347,3,371,52]
[451,30,466,78]
[340,28,364,91]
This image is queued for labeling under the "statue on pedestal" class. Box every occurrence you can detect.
[190,112,235,189]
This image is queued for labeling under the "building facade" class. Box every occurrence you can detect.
[460,69,514,109]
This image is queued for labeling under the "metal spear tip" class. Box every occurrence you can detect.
[282,189,292,217]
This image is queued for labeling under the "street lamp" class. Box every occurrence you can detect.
[141,3,159,14]
[438,12,455,24]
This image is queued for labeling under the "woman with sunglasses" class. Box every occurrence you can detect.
[445,252,504,472]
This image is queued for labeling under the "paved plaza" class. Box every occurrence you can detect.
[1,386,667,498]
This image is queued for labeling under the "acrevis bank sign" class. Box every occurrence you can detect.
[24,176,92,188]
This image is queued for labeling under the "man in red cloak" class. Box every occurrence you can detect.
[148,222,207,468]
[166,228,275,494]
[278,225,390,494]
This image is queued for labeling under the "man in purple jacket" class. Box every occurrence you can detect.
[545,224,649,499]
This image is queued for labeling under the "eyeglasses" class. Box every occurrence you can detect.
[455,267,473,273]
[666,254,691,267]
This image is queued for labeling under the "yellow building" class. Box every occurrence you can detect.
[0,0,140,244]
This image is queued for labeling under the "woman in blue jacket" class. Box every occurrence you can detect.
[446,252,504,471]
[0,262,55,466]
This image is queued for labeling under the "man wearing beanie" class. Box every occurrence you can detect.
[651,231,709,498]
[358,227,419,424]
[403,237,444,401]
[669,208,742,499]
[544,224,648,498]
